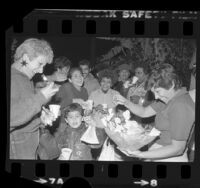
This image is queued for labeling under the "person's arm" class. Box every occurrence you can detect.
[10,77,48,127]
[129,100,195,160]
[138,140,186,159]
[124,99,157,118]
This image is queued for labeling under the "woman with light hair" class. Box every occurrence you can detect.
[10,38,59,159]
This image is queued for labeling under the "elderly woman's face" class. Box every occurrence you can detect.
[70,70,84,87]
[119,69,130,82]
[100,77,112,93]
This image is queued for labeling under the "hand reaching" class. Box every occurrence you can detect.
[117,147,143,158]
[113,94,127,105]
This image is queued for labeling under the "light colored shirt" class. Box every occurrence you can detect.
[89,88,120,109]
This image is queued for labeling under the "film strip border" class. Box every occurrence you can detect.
[8,161,194,186]
[6,10,200,187]
[8,10,199,37]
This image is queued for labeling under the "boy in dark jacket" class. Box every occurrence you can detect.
[55,103,106,160]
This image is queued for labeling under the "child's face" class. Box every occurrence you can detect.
[65,111,82,128]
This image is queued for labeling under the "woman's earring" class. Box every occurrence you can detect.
[21,61,28,67]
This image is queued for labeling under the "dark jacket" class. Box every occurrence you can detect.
[55,122,106,160]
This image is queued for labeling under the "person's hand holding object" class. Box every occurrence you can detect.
[40,82,60,101]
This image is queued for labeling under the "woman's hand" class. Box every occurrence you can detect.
[113,94,127,105]
[117,147,143,158]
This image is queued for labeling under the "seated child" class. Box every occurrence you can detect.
[55,103,106,160]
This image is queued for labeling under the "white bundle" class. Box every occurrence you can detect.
[103,109,161,151]
[80,126,100,145]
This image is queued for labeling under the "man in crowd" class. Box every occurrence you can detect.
[10,38,59,159]
[79,59,100,95]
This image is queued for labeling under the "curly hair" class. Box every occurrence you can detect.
[14,38,54,64]
[98,69,115,84]
[147,63,182,91]
[54,56,71,70]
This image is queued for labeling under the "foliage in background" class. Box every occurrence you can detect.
[95,38,196,88]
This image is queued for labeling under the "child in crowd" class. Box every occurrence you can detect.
[55,103,106,160]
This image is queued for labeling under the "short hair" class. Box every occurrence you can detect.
[68,67,83,79]
[98,69,115,84]
[115,104,128,113]
[149,63,182,90]
[14,38,54,64]
[78,59,91,68]
[54,56,71,70]
[63,103,84,117]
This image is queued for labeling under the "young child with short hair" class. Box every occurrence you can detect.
[55,103,106,160]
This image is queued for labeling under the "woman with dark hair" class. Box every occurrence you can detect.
[114,63,195,162]
[55,67,88,110]
[89,69,120,109]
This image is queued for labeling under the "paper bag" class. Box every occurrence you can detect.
[80,126,100,144]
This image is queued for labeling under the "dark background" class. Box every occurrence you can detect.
[11,36,118,74]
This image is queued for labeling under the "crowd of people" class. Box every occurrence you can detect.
[10,38,196,162]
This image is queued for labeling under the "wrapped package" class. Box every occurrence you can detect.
[105,124,160,151]
[101,109,160,151]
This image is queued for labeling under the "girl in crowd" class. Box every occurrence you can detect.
[114,63,195,162]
